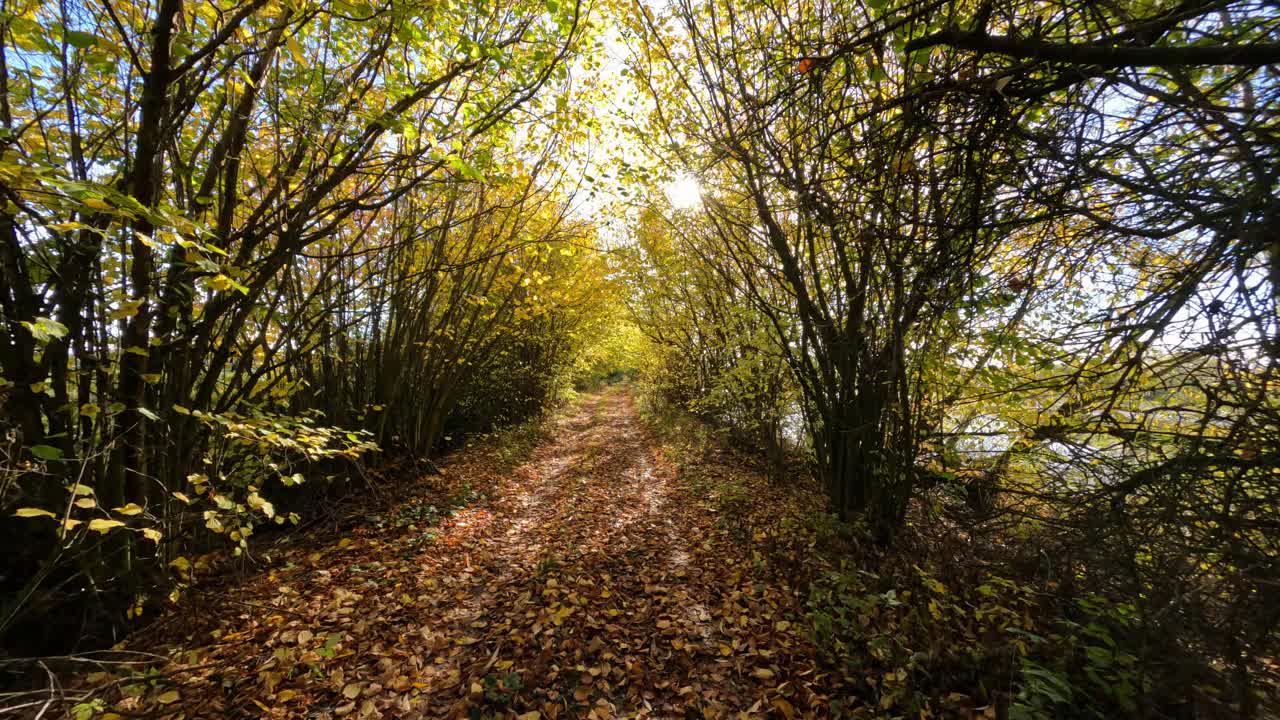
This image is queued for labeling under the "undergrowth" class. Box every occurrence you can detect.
[638,398,1227,719]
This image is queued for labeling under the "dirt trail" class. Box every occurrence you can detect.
[107,386,824,719]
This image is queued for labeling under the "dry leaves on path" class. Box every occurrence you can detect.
[76,386,833,719]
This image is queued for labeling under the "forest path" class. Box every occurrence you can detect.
[111,386,824,719]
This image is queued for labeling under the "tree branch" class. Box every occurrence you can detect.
[906,29,1280,68]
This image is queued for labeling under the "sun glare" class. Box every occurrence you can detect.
[665,175,702,210]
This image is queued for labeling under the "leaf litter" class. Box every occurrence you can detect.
[76,386,832,718]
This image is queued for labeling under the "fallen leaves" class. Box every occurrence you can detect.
[72,389,833,718]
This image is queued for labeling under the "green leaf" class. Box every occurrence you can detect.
[70,700,102,720]
[65,30,100,49]
[21,317,69,343]
[446,154,486,182]
[30,444,63,461]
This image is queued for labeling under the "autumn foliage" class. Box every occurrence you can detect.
[2,0,1278,717]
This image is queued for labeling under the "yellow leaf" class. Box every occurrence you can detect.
[247,492,275,518]
[114,502,144,515]
[208,274,241,292]
[140,527,162,542]
[13,507,56,519]
[74,498,96,509]
[342,683,362,699]
[88,519,126,533]
[156,690,179,705]
[108,298,144,321]
[286,35,307,64]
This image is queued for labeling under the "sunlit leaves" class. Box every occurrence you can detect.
[20,317,68,343]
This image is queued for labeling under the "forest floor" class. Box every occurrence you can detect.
[74,386,833,719]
